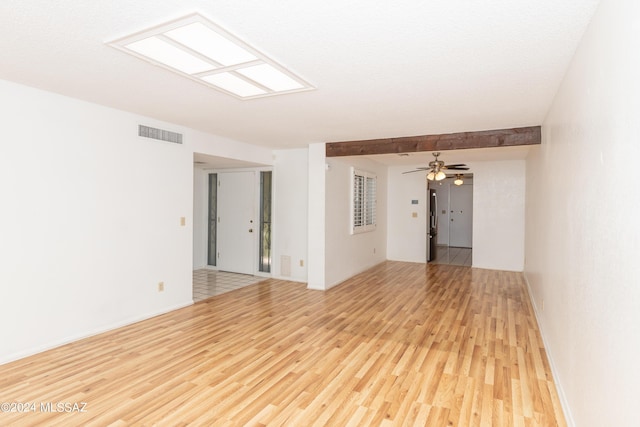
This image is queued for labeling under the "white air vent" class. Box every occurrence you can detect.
[138,125,183,144]
[280,255,291,277]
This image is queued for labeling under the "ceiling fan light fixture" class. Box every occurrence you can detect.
[454,174,464,186]
[404,152,469,179]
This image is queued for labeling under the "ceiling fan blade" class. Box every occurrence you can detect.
[444,164,467,168]
[445,166,470,170]
[402,169,426,174]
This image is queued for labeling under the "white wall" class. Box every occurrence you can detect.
[387,165,428,263]
[387,160,525,271]
[307,143,326,289]
[324,156,387,288]
[472,160,525,271]
[525,1,640,425]
[272,148,308,282]
[434,184,450,245]
[190,130,273,167]
[0,79,271,364]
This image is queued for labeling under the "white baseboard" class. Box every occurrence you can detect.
[523,273,574,427]
[321,260,388,291]
[306,282,325,290]
[270,274,307,284]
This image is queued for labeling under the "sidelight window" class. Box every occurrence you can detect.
[259,171,272,272]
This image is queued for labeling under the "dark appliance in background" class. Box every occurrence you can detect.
[428,188,438,262]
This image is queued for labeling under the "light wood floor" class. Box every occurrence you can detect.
[0,262,565,426]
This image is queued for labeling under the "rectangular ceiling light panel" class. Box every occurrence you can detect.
[165,22,257,66]
[236,64,304,92]
[108,13,314,100]
[202,73,267,97]
[126,37,215,74]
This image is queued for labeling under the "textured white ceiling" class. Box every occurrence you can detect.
[0,0,599,150]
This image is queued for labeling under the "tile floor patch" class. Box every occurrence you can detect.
[192,269,266,302]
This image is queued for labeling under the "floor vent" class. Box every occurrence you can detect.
[280,255,291,277]
[138,125,183,144]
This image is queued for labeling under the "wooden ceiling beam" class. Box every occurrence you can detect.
[325,126,541,157]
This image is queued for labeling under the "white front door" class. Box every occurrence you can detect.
[449,184,473,248]
[217,171,255,274]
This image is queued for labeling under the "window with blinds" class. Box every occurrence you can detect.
[351,168,376,234]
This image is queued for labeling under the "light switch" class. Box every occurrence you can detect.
[180,216,186,226]
[412,212,418,218]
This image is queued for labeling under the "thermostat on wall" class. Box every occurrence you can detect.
[411,200,419,204]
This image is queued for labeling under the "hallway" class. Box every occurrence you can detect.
[431,245,472,267]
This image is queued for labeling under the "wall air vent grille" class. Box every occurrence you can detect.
[138,125,183,144]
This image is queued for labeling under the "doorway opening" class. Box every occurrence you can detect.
[192,154,273,303]
[197,168,272,275]
[429,175,473,266]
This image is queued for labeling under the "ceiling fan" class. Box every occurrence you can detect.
[403,152,469,181]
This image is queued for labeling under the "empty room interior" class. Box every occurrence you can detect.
[1,1,639,426]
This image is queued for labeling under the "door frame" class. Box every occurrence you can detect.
[216,170,256,275]
[428,176,474,264]
[448,181,473,248]
[202,166,273,277]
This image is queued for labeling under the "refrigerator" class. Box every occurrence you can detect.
[427,188,438,262]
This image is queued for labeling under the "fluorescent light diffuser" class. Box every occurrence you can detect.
[202,73,266,97]
[237,64,304,91]
[108,13,314,100]
[126,37,215,74]
[165,22,257,66]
